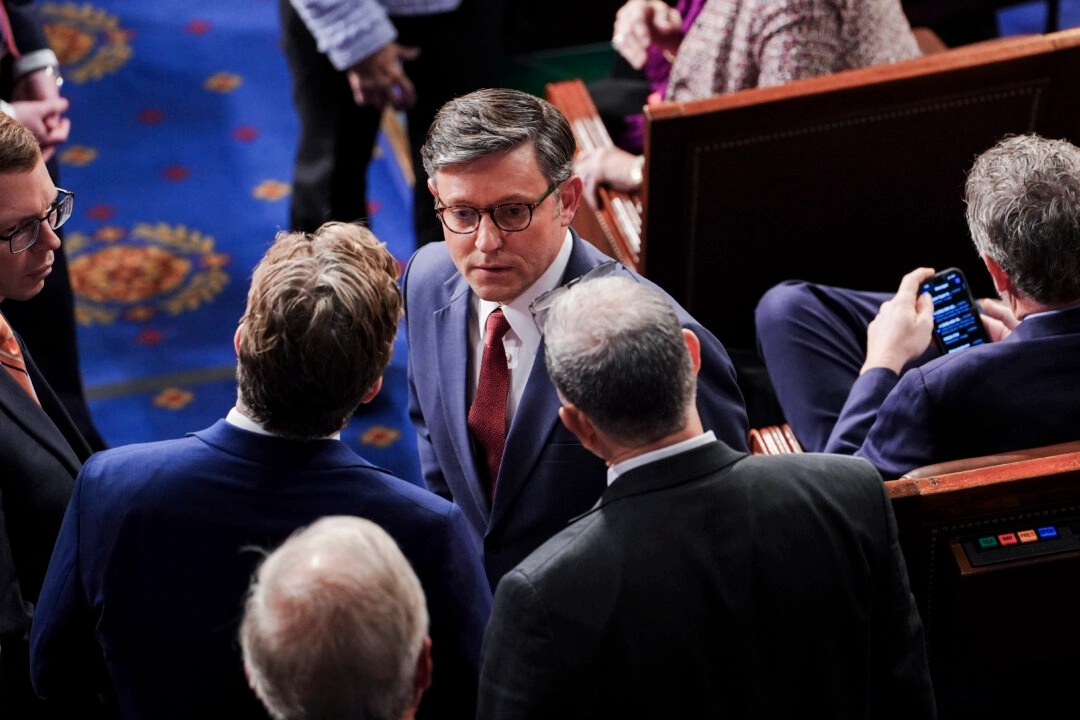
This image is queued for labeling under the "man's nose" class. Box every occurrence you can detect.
[36,223,62,252]
[473,212,504,252]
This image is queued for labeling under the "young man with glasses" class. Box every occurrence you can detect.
[0,112,96,718]
[404,88,749,589]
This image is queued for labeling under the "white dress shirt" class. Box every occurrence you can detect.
[468,230,574,428]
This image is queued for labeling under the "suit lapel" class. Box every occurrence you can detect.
[434,273,492,516]
[489,235,605,528]
[0,344,84,476]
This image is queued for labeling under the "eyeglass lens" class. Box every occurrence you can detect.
[9,192,74,253]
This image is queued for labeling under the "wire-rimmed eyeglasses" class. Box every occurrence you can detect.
[0,189,75,254]
[435,185,556,235]
[529,260,633,334]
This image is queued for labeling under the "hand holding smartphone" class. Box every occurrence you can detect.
[919,267,991,354]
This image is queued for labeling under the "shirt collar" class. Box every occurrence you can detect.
[476,229,574,343]
[226,406,342,441]
[607,431,717,485]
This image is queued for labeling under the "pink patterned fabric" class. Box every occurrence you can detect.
[666,0,920,101]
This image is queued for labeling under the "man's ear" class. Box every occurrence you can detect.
[360,376,384,404]
[427,177,438,198]
[557,176,583,227]
[234,323,244,356]
[982,253,1011,295]
[407,636,433,716]
[558,403,598,453]
[682,328,701,376]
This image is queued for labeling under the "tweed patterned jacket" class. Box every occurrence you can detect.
[666,0,920,101]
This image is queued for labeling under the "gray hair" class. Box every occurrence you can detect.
[543,276,695,445]
[420,88,575,188]
[965,134,1080,304]
[240,516,428,720]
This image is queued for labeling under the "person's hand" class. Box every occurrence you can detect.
[9,97,71,162]
[575,147,643,206]
[346,42,421,111]
[978,296,1019,341]
[612,0,683,70]
[861,267,936,375]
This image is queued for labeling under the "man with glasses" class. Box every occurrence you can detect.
[0,112,95,717]
[404,88,749,588]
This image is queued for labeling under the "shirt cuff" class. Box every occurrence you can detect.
[13,49,60,80]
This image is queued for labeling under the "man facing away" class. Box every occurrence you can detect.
[0,111,94,718]
[405,87,749,588]
[241,516,432,720]
[30,223,491,718]
[478,276,935,719]
[756,134,1080,478]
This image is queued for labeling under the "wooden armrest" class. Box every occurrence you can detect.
[900,439,1080,479]
[748,424,804,455]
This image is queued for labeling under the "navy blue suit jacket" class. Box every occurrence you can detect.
[827,303,1080,478]
[478,443,935,719]
[30,420,492,719]
[404,233,748,586]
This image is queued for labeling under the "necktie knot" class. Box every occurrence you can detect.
[484,308,511,348]
[0,312,39,405]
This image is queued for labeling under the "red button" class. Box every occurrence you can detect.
[998,533,1019,546]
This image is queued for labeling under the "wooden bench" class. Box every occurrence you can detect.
[553,28,1080,350]
[745,432,1080,717]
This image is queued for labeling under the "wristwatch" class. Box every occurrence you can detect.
[629,155,645,188]
[42,65,64,89]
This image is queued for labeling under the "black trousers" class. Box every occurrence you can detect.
[278,0,504,247]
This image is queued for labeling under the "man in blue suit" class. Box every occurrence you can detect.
[30,223,492,719]
[756,133,1080,478]
[405,88,748,587]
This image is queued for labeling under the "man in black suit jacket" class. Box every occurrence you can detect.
[478,275,936,719]
[0,112,93,718]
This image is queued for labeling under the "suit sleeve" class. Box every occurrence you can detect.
[402,253,452,500]
[687,319,750,452]
[5,0,49,55]
[831,367,939,479]
[477,569,576,720]
[416,504,491,718]
[868,476,937,718]
[29,468,108,702]
[286,0,395,71]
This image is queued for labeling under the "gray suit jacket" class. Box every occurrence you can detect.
[478,441,936,719]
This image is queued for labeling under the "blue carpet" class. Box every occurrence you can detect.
[51,0,1078,488]
[48,0,421,484]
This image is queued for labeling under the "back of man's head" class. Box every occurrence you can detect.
[543,275,695,446]
[965,134,1080,305]
[236,222,402,438]
[241,516,430,720]
[0,113,41,174]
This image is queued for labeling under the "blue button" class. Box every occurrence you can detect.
[1037,526,1059,539]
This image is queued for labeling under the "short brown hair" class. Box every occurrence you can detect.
[236,223,402,438]
[0,113,41,173]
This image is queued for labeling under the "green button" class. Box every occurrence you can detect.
[978,536,998,549]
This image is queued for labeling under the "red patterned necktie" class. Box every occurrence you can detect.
[468,308,511,500]
[0,313,39,405]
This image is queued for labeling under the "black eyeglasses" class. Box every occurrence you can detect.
[435,185,556,234]
[0,189,75,254]
[529,260,632,333]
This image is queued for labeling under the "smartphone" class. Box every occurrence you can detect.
[920,267,991,354]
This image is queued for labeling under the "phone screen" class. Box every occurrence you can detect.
[920,268,990,354]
